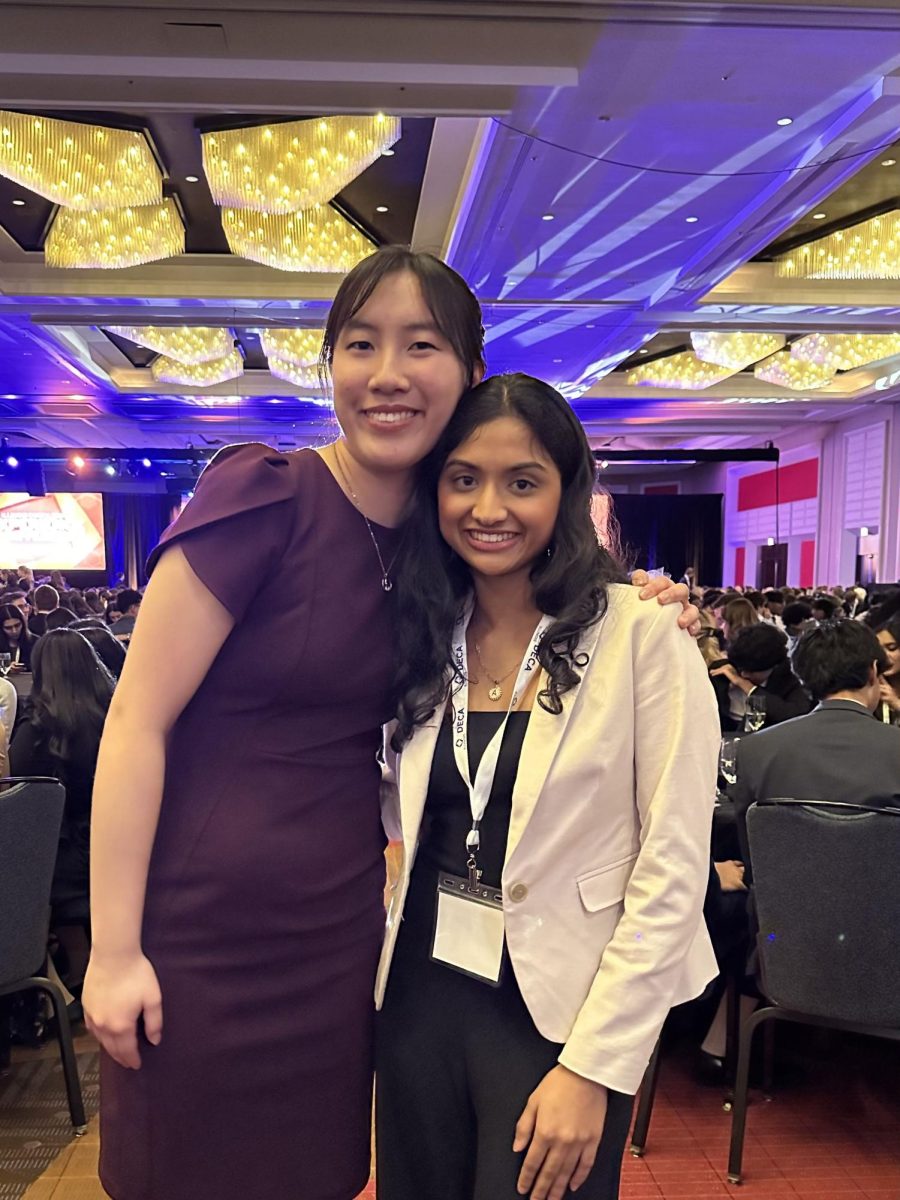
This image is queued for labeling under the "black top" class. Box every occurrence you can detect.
[416,710,531,888]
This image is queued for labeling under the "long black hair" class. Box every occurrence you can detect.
[28,627,115,775]
[0,602,35,665]
[392,373,624,747]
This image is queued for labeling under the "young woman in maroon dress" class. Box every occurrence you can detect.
[83,247,696,1200]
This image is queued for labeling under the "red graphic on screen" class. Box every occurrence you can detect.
[0,493,106,570]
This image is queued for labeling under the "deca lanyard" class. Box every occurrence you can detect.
[449,603,552,887]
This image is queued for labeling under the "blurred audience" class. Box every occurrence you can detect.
[109,587,143,643]
[71,619,127,679]
[874,613,900,726]
[9,628,115,921]
[45,607,77,630]
[28,584,60,637]
[710,622,811,732]
[0,603,36,669]
[731,620,900,881]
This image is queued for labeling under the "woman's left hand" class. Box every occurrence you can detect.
[513,1064,608,1198]
[631,570,700,634]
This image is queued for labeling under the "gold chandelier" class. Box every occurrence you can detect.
[626,350,739,390]
[222,204,374,272]
[267,357,322,389]
[754,350,835,390]
[151,348,243,387]
[202,114,400,213]
[45,200,184,269]
[107,325,233,364]
[0,111,162,210]
[259,328,323,366]
[777,211,900,280]
[790,332,900,372]
[690,331,786,371]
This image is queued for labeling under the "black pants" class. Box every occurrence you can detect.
[375,869,634,1200]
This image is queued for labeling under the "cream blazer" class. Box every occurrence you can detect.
[377,584,721,1095]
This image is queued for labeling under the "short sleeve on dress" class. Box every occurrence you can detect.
[146,442,296,623]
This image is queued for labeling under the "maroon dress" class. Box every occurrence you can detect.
[99,445,400,1200]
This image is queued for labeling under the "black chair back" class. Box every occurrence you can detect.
[747,798,900,1027]
[0,777,66,985]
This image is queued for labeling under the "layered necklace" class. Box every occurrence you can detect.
[333,446,404,592]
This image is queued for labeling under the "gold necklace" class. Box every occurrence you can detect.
[333,446,403,592]
[472,639,520,702]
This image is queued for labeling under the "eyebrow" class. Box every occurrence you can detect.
[343,319,443,335]
[444,458,548,473]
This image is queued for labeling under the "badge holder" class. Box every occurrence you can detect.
[430,855,505,986]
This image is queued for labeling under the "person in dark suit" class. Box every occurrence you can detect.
[710,621,812,732]
[730,620,900,880]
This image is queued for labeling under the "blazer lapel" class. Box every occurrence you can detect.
[505,617,605,860]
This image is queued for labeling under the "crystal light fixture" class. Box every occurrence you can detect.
[267,357,322,389]
[0,111,162,210]
[777,211,900,279]
[45,200,184,269]
[107,325,234,364]
[222,204,374,272]
[691,331,786,371]
[626,350,739,390]
[151,349,243,387]
[202,114,400,213]
[754,350,835,390]
[790,332,900,372]
[259,328,324,366]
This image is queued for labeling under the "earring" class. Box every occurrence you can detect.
[546,544,553,558]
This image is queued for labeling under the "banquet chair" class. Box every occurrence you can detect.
[0,776,86,1131]
[727,798,900,1183]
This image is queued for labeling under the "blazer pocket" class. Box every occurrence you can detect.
[576,853,638,913]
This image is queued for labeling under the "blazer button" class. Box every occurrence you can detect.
[509,883,528,903]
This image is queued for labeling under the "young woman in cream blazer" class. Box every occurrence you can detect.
[376,374,720,1200]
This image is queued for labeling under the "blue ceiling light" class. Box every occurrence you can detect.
[6,455,18,468]
[141,457,152,468]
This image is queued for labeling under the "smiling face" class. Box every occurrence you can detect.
[877,627,900,678]
[330,271,475,475]
[437,416,563,583]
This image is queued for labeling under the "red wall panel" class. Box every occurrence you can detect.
[737,458,818,512]
[799,539,815,589]
[643,484,679,495]
[734,545,746,588]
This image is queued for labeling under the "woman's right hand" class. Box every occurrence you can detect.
[83,952,163,1069]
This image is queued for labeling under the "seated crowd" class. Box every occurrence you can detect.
[1,563,898,1081]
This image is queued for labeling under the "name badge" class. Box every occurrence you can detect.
[431,873,505,986]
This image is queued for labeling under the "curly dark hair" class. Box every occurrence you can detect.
[392,373,624,748]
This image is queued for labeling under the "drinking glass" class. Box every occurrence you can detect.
[743,692,767,734]
[0,653,10,677]
[719,737,740,787]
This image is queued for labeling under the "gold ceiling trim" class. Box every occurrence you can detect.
[202,114,400,213]
[777,211,900,280]
[691,331,786,371]
[151,349,243,387]
[107,325,234,365]
[0,110,161,211]
[45,200,184,269]
[222,204,375,273]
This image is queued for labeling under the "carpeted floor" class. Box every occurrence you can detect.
[0,1035,98,1200]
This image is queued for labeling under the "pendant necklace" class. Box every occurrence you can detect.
[472,639,521,703]
[334,447,404,592]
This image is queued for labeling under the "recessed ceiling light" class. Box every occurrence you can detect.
[812,212,827,220]
[685,215,699,223]
[541,213,555,221]
[882,158,897,167]
[552,358,562,363]
[382,148,395,157]
[586,324,595,329]
[776,117,793,126]
[185,175,199,183]
[375,205,389,213]
[639,349,649,354]
[12,198,25,206]
[600,460,609,469]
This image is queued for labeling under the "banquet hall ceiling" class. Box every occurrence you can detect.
[1,0,900,454]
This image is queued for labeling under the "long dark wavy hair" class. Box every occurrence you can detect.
[392,373,624,748]
[28,627,115,776]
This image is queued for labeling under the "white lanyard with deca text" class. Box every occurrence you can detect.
[449,603,552,888]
